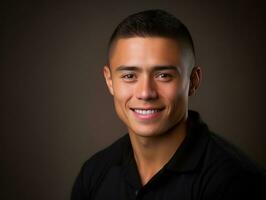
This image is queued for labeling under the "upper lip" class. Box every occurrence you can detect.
[130,107,164,110]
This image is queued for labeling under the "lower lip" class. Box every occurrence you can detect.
[131,109,163,120]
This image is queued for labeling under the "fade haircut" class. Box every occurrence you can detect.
[107,9,196,72]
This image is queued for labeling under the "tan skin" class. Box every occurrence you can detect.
[103,37,202,185]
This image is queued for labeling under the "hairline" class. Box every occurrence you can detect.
[106,35,195,75]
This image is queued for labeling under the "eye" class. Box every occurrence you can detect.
[121,73,137,82]
[156,73,173,81]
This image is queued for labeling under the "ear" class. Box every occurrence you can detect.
[188,66,202,96]
[103,65,114,95]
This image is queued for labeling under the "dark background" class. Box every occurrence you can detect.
[1,0,266,199]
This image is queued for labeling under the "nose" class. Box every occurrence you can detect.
[135,76,158,101]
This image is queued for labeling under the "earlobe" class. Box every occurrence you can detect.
[103,65,114,95]
[188,66,202,96]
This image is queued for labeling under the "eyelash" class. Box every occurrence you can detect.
[121,74,136,82]
[156,73,172,78]
[155,73,174,82]
[121,74,136,80]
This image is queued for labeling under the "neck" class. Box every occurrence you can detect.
[129,118,188,185]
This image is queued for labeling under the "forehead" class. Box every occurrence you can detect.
[109,37,182,69]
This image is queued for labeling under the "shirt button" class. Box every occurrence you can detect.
[135,190,139,196]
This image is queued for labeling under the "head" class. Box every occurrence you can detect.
[103,9,202,138]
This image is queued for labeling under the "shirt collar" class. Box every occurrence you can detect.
[122,110,210,178]
[165,110,210,172]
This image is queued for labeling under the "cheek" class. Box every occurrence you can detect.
[113,81,133,105]
[112,82,134,123]
[160,80,189,107]
[161,83,182,101]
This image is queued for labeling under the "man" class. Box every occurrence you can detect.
[72,9,266,200]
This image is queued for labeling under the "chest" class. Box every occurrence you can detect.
[92,167,199,200]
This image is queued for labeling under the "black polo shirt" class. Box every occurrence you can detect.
[71,110,266,200]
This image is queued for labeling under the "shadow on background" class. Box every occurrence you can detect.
[1,0,266,199]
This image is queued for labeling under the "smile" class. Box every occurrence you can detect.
[130,108,164,120]
[133,109,161,115]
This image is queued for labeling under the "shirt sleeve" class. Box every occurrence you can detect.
[71,162,91,200]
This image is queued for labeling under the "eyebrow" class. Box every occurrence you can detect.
[115,65,179,72]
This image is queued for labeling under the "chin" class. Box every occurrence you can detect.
[129,125,167,138]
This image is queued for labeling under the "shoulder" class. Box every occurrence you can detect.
[81,133,130,179]
[207,132,264,175]
[71,134,130,200]
[200,131,266,199]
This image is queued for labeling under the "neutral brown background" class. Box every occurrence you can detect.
[1,0,266,200]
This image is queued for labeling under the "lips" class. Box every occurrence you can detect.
[130,107,164,120]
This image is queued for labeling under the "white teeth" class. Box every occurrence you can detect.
[134,109,160,115]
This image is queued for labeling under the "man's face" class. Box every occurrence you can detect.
[104,37,191,138]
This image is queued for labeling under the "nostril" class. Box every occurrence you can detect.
[137,93,158,101]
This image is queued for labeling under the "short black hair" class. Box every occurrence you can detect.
[107,9,196,70]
